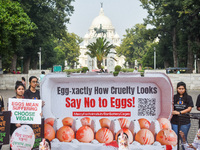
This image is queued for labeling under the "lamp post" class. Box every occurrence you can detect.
[20,56,23,73]
[194,54,197,73]
[37,47,41,70]
[154,47,156,70]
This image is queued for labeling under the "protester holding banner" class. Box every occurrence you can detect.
[10,81,25,136]
[21,77,26,89]
[195,94,200,128]
[0,96,4,112]
[24,76,40,100]
[9,81,43,150]
[171,82,194,150]
[0,96,4,150]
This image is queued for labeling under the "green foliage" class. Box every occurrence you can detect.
[114,65,121,72]
[54,32,83,69]
[82,67,89,73]
[121,68,134,72]
[1,0,75,73]
[113,71,119,76]
[117,24,153,68]
[86,37,115,69]
[63,68,82,74]
[0,0,37,69]
[139,0,200,70]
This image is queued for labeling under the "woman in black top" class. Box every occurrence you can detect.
[24,76,40,99]
[10,81,25,136]
[171,82,193,150]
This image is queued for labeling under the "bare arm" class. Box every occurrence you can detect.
[180,106,192,114]
[172,107,192,115]
[197,107,200,111]
[1,107,4,111]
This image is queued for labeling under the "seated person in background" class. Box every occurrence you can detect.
[180,130,200,150]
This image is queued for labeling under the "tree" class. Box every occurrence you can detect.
[139,0,200,71]
[0,0,37,71]
[117,24,153,68]
[86,37,115,69]
[16,0,75,73]
[54,32,83,69]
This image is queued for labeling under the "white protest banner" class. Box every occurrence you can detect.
[10,125,35,150]
[8,98,42,124]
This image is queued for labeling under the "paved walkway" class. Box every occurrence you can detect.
[0,89,200,150]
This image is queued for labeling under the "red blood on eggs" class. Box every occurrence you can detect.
[96,128,113,143]
[138,118,151,129]
[44,118,55,127]
[44,124,55,141]
[156,128,177,146]
[76,126,94,143]
[118,118,130,129]
[81,117,92,127]
[56,126,75,142]
[62,117,74,127]
[135,129,154,145]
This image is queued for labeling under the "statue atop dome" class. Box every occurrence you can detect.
[94,24,107,37]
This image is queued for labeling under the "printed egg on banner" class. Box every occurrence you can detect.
[56,126,75,142]
[156,128,177,146]
[157,118,172,129]
[138,118,151,129]
[62,117,74,127]
[135,129,154,145]
[118,118,130,129]
[44,124,55,141]
[76,126,94,143]
[44,118,55,127]
[95,128,113,143]
[81,117,92,127]
[99,118,111,128]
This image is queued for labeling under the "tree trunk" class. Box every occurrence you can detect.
[24,57,31,74]
[164,61,170,68]
[10,54,17,72]
[197,60,200,73]
[195,35,200,73]
[32,60,38,70]
[187,35,193,73]
[172,27,178,67]
[97,60,101,69]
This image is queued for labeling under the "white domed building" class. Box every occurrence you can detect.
[78,6,125,72]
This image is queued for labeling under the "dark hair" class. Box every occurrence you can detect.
[41,71,45,74]
[29,76,38,83]
[117,132,128,139]
[45,138,51,149]
[22,77,25,81]
[177,81,187,95]
[15,81,25,90]
[176,81,188,102]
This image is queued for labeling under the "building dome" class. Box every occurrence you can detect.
[84,33,89,39]
[114,33,120,39]
[89,8,114,30]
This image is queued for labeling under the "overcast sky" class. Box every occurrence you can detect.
[67,0,148,38]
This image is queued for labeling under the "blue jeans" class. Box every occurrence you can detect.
[171,123,191,150]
